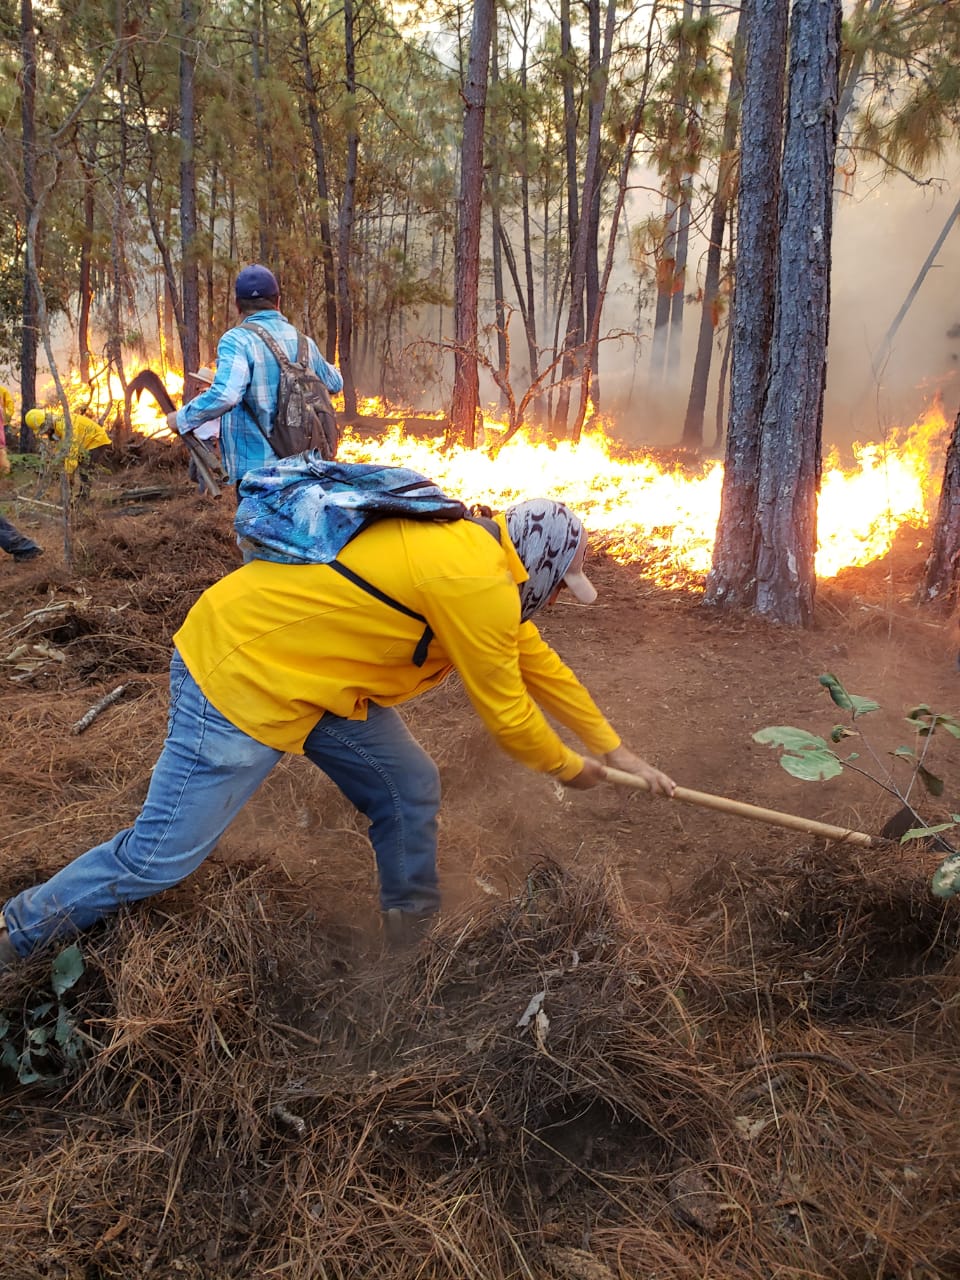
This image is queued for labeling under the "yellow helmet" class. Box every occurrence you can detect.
[25,408,48,430]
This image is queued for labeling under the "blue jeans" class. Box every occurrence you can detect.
[0,514,41,560]
[3,652,441,955]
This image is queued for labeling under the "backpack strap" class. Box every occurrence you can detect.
[240,321,299,446]
[243,320,295,370]
[327,562,435,667]
[327,517,502,667]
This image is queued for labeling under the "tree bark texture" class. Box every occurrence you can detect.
[554,0,615,434]
[754,0,841,625]
[683,3,746,448]
[19,0,38,451]
[179,0,201,379]
[78,132,95,385]
[517,0,540,402]
[585,0,602,400]
[449,0,494,445]
[295,0,338,363]
[923,405,960,605]
[490,32,508,401]
[337,0,359,415]
[704,0,788,608]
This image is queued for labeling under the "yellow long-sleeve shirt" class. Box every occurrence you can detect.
[173,514,620,780]
[47,413,112,474]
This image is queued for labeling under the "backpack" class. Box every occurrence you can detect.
[236,456,469,564]
[235,456,498,666]
[244,322,339,460]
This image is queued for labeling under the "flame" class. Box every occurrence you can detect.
[40,363,185,440]
[40,373,950,587]
[339,399,949,586]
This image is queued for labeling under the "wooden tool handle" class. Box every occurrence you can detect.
[601,766,874,847]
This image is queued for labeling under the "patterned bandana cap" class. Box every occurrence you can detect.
[505,499,586,621]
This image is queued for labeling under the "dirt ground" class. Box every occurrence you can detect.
[3,442,955,918]
[2,440,960,1279]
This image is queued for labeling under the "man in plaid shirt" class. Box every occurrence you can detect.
[168,265,342,489]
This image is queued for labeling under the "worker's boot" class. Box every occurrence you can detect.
[382,908,435,952]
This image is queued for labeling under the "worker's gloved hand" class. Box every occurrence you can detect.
[604,744,676,797]
[165,410,180,433]
[561,756,607,790]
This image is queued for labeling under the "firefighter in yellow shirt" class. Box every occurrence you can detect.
[0,496,675,961]
[0,384,14,474]
[25,407,111,499]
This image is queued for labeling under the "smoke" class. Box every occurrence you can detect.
[827,168,960,447]
[594,162,960,455]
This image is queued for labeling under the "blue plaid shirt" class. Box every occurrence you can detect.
[175,309,343,484]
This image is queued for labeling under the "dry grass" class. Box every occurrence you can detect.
[0,857,958,1278]
[2,460,960,1278]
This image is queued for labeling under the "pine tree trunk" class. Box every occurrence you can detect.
[449,0,494,446]
[108,8,130,395]
[584,0,602,405]
[250,1,275,265]
[649,196,677,381]
[295,0,338,363]
[560,0,579,306]
[179,0,201,378]
[555,0,615,434]
[704,0,789,609]
[78,131,95,385]
[667,189,691,377]
[337,0,359,415]
[923,406,960,605]
[491,196,508,407]
[490,31,508,404]
[19,0,39,451]
[518,0,540,407]
[754,0,841,626]
[206,163,218,360]
[682,4,746,447]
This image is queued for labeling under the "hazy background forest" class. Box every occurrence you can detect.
[2,0,959,453]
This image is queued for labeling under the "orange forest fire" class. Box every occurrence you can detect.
[65,368,951,586]
[338,397,949,585]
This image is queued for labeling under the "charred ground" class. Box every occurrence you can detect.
[1,448,959,1279]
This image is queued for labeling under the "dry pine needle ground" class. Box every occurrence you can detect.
[0,857,957,1279]
[2,459,960,1278]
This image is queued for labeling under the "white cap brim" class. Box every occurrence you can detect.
[562,569,598,604]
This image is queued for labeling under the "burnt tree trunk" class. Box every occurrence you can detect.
[449,0,494,445]
[753,0,841,625]
[704,0,788,608]
[923,405,960,605]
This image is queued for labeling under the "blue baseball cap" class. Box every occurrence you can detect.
[235,264,280,301]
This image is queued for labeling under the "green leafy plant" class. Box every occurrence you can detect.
[754,673,960,898]
[0,943,89,1086]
